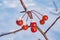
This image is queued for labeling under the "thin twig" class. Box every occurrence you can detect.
[21,13,26,19]
[26,16,28,22]
[20,0,27,11]
[32,11,40,20]
[0,26,30,37]
[20,11,26,13]
[37,26,48,40]
[44,16,60,34]
[52,1,58,11]
[31,10,43,16]
[0,28,22,37]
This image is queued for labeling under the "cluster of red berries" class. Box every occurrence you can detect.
[16,15,48,33]
[16,19,37,33]
[30,21,37,33]
[40,15,48,25]
[16,19,28,30]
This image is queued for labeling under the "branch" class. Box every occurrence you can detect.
[0,28,22,37]
[52,1,58,11]
[20,0,27,11]
[37,26,48,40]
[44,16,60,34]
[0,26,48,40]
[0,26,30,37]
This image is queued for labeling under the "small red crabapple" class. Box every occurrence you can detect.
[16,19,23,26]
[40,19,45,25]
[22,25,28,30]
[30,22,37,27]
[42,15,48,21]
[31,27,37,33]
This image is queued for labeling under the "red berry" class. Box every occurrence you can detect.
[40,19,45,25]
[16,20,23,26]
[30,22,37,27]
[42,15,48,21]
[31,27,37,33]
[22,25,28,30]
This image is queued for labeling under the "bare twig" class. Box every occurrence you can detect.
[21,13,26,19]
[20,0,27,11]
[26,16,28,22]
[37,26,48,40]
[20,11,26,13]
[44,16,60,34]
[52,1,58,11]
[32,11,40,20]
[0,26,30,37]
[31,10,43,16]
[0,28,22,37]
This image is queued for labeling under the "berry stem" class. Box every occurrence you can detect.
[21,13,26,19]
[0,28,22,37]
[26,16,28,22]
[44,16,60,34]
[32,11,40,20]
[31,10,43,16]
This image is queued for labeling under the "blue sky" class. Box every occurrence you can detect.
[0,0,60,40]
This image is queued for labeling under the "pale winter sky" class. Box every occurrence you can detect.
[0,0,60,40]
